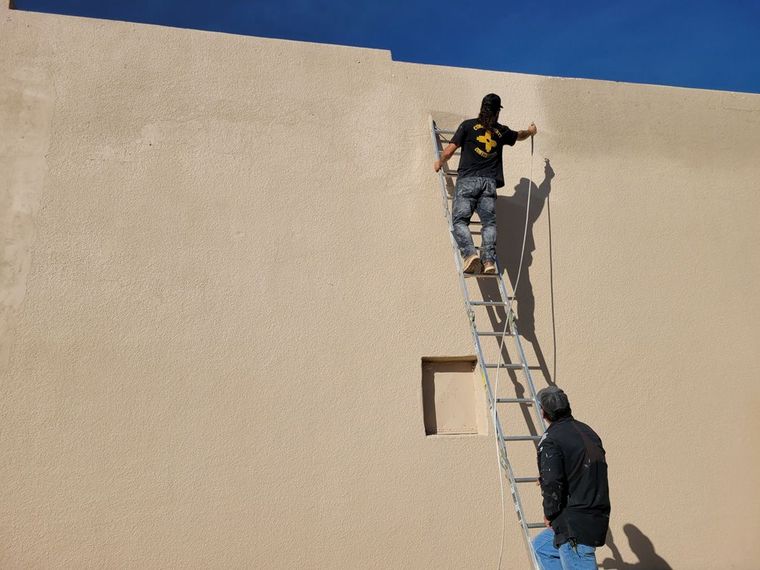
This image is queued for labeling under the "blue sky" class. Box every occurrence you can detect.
[14,0,760,94]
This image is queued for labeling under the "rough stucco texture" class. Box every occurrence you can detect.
[2,5,760,569]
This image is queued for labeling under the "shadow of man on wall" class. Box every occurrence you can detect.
[478,158,556,374]
[601,524,673,570]
[497,159,554,344]
[474,159,556,436]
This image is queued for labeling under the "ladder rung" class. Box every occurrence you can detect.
[470,300,514,306]
[503,435,542,441]
[476,331,514,337]
[514,477,539,483]
[485,363,522,369]
[496,398,534,405]
[463,273,500,278]
[443,170,458,176]
[526,523,546,529]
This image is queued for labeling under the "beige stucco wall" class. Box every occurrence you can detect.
[2,4,759,568]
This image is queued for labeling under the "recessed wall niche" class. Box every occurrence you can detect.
[421,357,488,436]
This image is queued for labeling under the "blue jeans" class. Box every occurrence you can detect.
[532,528,598,570]
[451,176,497,263]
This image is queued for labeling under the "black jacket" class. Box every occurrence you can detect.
[537,415,610,548]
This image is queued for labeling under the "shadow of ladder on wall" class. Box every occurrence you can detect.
[430,116,547,570]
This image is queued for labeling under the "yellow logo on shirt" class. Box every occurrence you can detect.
[471,124,502,158]
[476,131,497,153]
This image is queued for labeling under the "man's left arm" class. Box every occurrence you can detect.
[515,122,538,142]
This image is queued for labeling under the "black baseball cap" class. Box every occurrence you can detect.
[536,386,571,416]
[481,93,503,110]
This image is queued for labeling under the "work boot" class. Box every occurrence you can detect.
[482,261,497,275]
[462,253,481,274]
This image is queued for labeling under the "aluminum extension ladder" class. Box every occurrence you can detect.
[429,116,547,570]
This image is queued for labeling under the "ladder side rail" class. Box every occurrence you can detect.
[430,117,501,419]
[497,429,542,566]
[430,118,469,298]
[494,261,547,434]
[484,357,541,570]
[484,192,545,570]
[480,343,541,570]
[430,117,541,570]
[492,237,545,570]
[430,117,500,421]
[505,452,541,568]
[431,118,504,419]
[470,320,499,415]
[511,325,548,433]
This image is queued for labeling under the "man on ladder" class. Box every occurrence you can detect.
[433,93,537,274]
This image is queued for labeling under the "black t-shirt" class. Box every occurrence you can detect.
[451,118,518,188]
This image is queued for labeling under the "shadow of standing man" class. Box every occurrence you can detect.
[601,524,673,570]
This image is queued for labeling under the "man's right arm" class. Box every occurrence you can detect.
[434,143,458,172]
[538,437,565,522]
[434,122,466,173]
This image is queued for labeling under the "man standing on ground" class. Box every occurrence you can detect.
[532,386,611,570]
[434,93,537,274]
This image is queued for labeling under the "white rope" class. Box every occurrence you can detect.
[493,132,535,570]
